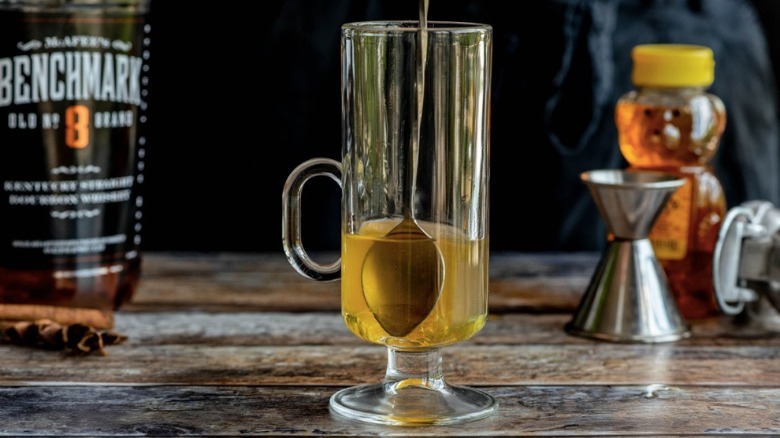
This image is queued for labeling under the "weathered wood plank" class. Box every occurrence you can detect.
[127,252,597,312]
[0,385,777,436]
[3,310,777,387]
[103,311,780,347]
[1,342,778,387]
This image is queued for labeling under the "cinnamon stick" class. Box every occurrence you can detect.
[0,304,114,329]
[1,319,127,355]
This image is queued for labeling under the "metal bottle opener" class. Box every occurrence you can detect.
[713,200,780,329]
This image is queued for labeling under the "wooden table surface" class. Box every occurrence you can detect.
[1,251,778,436]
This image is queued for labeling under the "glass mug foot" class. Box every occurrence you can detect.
[329,348,498,426]
[330,383,498,426]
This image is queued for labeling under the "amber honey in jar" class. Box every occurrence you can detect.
[615,44,727,319]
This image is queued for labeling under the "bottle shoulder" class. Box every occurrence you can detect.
[618,87,724,112]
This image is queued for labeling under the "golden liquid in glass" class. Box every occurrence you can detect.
[342,219,488,349]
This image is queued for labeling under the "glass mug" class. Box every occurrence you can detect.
[282,21,494,426]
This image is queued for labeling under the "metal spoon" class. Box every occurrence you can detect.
[360,11,443,337]
[360,186,444,337]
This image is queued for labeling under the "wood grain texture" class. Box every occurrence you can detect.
[1,312,778,387]
[1,343,779,387]
[0,385,777,436]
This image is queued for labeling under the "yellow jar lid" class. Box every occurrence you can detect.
[631,44,715,87]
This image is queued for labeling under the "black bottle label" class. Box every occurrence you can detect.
[0,8,149,270]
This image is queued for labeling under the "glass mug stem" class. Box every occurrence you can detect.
[385,348,445,389]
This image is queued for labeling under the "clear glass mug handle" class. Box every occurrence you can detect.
[282,157,342,281]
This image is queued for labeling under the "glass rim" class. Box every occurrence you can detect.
[342,20,492,33]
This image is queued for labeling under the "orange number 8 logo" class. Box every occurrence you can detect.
[65,105,90,149]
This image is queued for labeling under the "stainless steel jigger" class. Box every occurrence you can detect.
[565,169,690,343]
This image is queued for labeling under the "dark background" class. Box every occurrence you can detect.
[141,0,780,255]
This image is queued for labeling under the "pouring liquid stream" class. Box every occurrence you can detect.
[359,0,444,338]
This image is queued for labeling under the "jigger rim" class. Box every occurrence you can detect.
[581,169,685,190]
